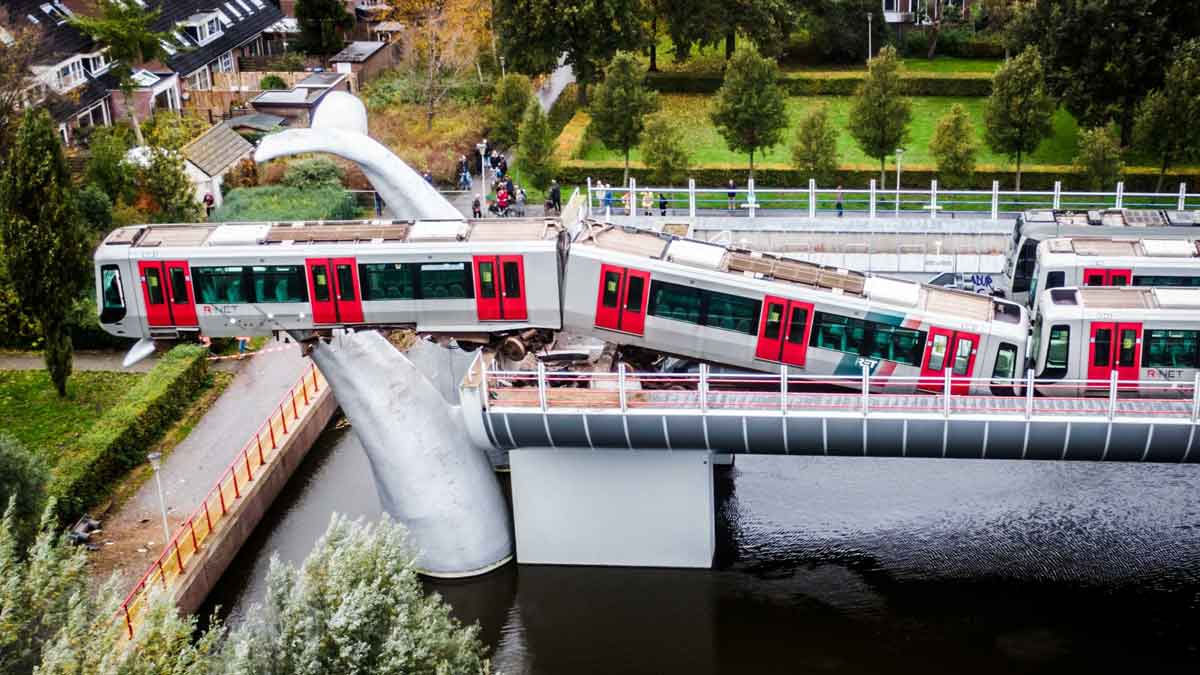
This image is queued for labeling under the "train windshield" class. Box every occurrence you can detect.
[100,264,126,323]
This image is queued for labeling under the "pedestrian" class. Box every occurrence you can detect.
[727,179,736,213]
[659,192,668,216]
[374,191,384,217]
[472,195,482,218]
[516,186,527,216]
[497,186,509,215]
[505,176,514,199]
[621,190,632,215]
[203,192,214,218]
[457,155,471,190]
[835,183,844,217]
[498,155,508,178]
[489,149,499,169]
[237,336,250,359]
[604,184,614,211]
[642,190,653,216]
[549,179,561,214]
[423,170,433,185]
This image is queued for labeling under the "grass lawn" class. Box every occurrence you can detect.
[0,370,143,464]
[646,37,1000,74]
[579,94,1079,169]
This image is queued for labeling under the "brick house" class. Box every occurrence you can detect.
[883,0,971,26]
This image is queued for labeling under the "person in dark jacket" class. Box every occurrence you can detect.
[659,192,668,216]
[549,180,561,213]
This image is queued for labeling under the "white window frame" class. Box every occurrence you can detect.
[75,100,110,129]
[55,58,85,91]
[186,66,212,91]
[180,12,223,46]
[216,51,235,73]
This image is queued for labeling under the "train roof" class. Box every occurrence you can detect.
[576,222,1021,326]
[1020,208,1200,229]
[1044,237,1198,257]
[1043,286,1200,313]
[101,218,562,249]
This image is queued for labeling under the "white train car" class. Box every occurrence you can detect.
[562,224,1029,395]
[1030,237,1200,308]
[1032,286,1200,394]
[95,219,566,343]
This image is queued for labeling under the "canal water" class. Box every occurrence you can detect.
[203,417,1200,673]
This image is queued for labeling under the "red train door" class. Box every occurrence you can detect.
[138,260,172,327]
[498,255,527,321]
[163,261,197,326]
[331,258,364,323]
[755,296,814,366]
[1083,268,1132,286]
[306,259,337,324]
[920,327,980,395]
[1088,321,1141,385]
[593,264,650,335]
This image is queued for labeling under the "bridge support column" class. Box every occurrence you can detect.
[509,448,715,568]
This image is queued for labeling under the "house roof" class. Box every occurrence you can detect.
[181,121,253,177]
[2,0,97,65]
[330,41,385,63]
[226,112,286,131]
[147,0,284,76]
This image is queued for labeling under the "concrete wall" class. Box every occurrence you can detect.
[171,384,338,615]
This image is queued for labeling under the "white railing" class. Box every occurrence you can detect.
[584,178,1197,221]
[481,362,1200,424]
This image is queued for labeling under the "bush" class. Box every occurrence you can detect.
[47,344,208,522]
[547,83,580,137]
[644,70,993,96]
[211,185,358,222]
[260,74,288,90]
[488,73,534,148]
[140,111,209,151]
[281,157,345,189]
[553,111,591,160]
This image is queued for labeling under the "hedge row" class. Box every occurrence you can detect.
[645,70,993,97]
[554,159,1200,193]
[49,344,209,522]
[554,111,590,161]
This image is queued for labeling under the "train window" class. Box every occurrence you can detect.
[359,263,414,300]
[194,266,250,304]
[1046,325,1070,368]
[477,262,496,298]
[602,271,620,307]
[928,334,948,371]
[169,267,188,304]
[764,303,783,340]
[625,275,644,312]
[992,343,1017,379]
[1118,328,1137,367]
[419,262,473,299]
[1012,240,1038,293]
[1133,275,1200,287]
[812,312,925,366]
[251,266,307,303]
[1112,274,1128,286]
[647,281,759,335]
[144,267,164,305]
[1144,330,1200,369]
[311,265,330,302]
[503,261,521,299]
[1046,271,1065,289]
[336,265,356,301]
[100,265,126,323]
[951,338,972,376]
[865,323,925,365]
[649,281,703,325]
[1093,328,1112,367]
[1086,272,1105,286]
[787,308,808,344]
[702,290,760,335]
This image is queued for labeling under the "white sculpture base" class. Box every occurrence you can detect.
[509,449,716,568]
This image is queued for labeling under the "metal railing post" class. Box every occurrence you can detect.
[747,178,756,219]
[869,179,877,219]
[585,177,593,217]
[943,368,952,418]
[279,404,288,434]
[628,177,636,218]
[808,179,816,218]
[189,518,199,551]
[1192,372,1200,423]
[861,364,870,415]
[536,361,548,412]
[617,362,627,413]
[688,178,696,217]
[1053,181,1061,209]
[930,179,938,219]
[1108,370,1119,420]
[479,355,490,413]
[779,365,788,413]
[311,363,319,391]
[1115,181,1125,208]
[1025,369,1035,420]
[1180,182,1189,212]
[699,363,709,413]
[991,181,1000,220]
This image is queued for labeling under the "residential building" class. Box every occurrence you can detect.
[883,0,970,26]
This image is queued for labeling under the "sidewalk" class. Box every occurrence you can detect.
[88,338,314,586]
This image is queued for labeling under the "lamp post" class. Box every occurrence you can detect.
[867,12,873,62]
[147,452,170,546]
[500,55,506,78]
[476,141,487,209]
[894,148,904,217]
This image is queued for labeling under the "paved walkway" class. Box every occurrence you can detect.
[89,338,314,585]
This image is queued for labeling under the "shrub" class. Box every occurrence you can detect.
[547,83,580,137]
[281,157,345,189]
[644,70,993,97]
[47,344,208,522]
[553,111,591,160]
[260,74,288,90]
[489,73,534,148]
[140,111,209,151]
[211,185,358,222]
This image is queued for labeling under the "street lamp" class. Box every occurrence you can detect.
[500,55,506,78]
[147,452,170,547]
[894,148,905,217]
[867,12,873,62]
[476,140,487,210]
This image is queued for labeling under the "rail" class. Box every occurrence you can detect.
[480,362,1200,424]
[585,179,1198,220]
[116,364,325,639]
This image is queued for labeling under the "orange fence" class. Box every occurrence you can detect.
[117,363,325,638]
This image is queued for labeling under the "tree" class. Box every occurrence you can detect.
[223,514,489,674]
[590,52,660,183]
[983,46,1054,191]
[1133,39,1200,192]
[387,0,488,129]
[660,0,798,61]
[140,148,202,223]
[70,0,174,146]
[1009,0,1200,144]
[847,45,911,190]
[1073,125,1124,191]
[807,0,887,64]
[76,184,114,235]
[515,103,557,192]
[495,0,647,105]
[929,104,977,188]
[641,113,692,186]
[0,437,46,546]
[294,0,354,55]
[0,110,90,396]
[141,110,209,151]
[791,105,840,185]
[84,126,135,205]
[710,45,787,179]
[260,74,288,90]
[489,73,534,148]
[0,13,41,159]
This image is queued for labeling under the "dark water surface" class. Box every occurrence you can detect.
[204,418,1200,673]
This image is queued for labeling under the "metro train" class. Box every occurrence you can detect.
[1030,237,1200,311]
[95,217,1030,395]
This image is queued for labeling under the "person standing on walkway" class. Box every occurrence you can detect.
[727,179,737,213]
[659,192,668,216]
[516,186,527,216]
[472,195,482,218]
[836,184,844,217]
[621,190,632,215]
[642,190,653,216]
[549,180,561,214]
[603,184,614,211]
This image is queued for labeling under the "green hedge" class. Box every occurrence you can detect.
[645,71,993,97]
[211,185,359,222]
[547,82,580,138]
[49,344,209,522]
[555,159,1200,193]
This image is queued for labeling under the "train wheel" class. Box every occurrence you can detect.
[500,336,527,362]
